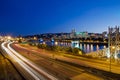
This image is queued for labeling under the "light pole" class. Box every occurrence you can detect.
[108,26,120,72]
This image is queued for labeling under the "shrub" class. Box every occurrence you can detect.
[33,43,84,55]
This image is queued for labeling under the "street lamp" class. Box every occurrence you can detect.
[7,36,11,40]
[34,36,37,40]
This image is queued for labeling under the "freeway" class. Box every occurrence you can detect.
[11,42,120,79]
[1,41,58,80]
[10,42,109,80]
[13,43,120,73]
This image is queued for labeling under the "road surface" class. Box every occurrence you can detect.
[11,42,109,80]
[1,41,58,80]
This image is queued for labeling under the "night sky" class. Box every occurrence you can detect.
[0,0,120,36]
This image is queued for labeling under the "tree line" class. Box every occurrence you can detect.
[29,42,85,55]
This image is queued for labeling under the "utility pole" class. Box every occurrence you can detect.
[108,26,120,72]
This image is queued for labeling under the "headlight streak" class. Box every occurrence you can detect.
[2,41,58,80]
[1,42,40,80]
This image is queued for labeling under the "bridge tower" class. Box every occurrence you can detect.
[108,26,120,59]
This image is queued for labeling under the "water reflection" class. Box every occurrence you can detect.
[49,41,107,53]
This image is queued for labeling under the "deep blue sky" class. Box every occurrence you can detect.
[0,0,120,36]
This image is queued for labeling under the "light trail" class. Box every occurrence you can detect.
[1,42,41,80]
[2,41,58,80]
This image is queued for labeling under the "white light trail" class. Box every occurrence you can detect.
[1,42,40,80]
[7,41,58,80]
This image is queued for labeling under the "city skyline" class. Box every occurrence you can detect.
[0,0,120,36]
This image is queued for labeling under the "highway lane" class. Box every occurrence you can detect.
[8,42,58,80]
[1,41,58,80]
[1,42,41,80]
[11,44,85,79]
[11,43,105,80]
[16,43,120,74]
[12,43,120,79]
[54,52,120,74]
